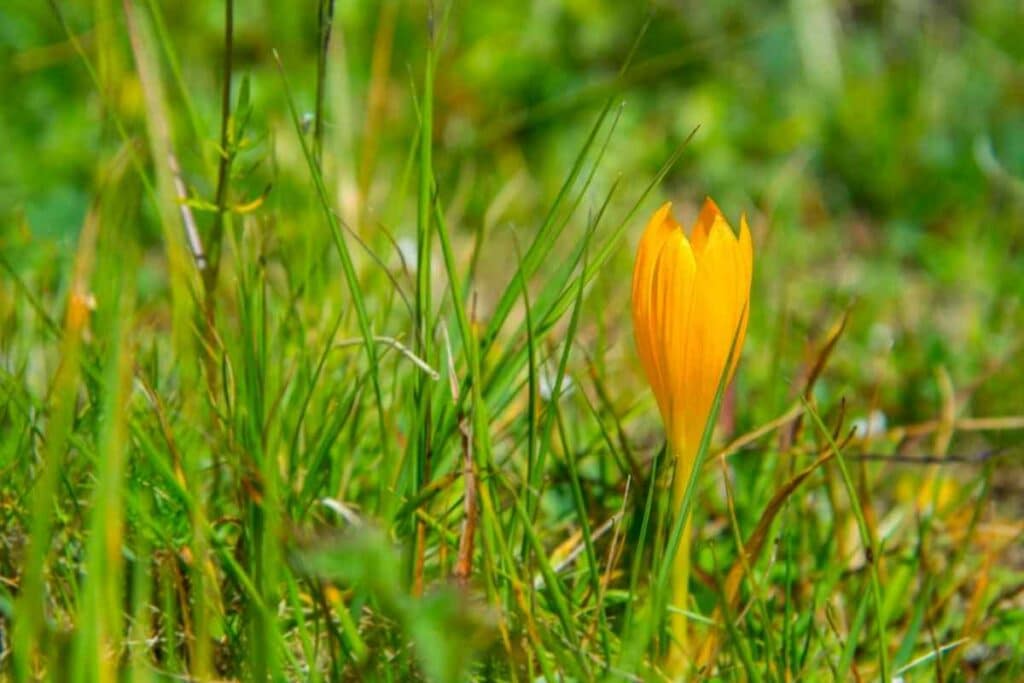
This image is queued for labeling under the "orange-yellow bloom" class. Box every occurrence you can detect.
[631,197,752,462]
[631,197,752,668]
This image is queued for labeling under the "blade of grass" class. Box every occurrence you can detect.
[12,206,98,682]
[70,230,135,683]
[314,0,336,167]
[499,474,591,679]
[803,397,890,681]
[433,19,653,453]
[838,579,874,676]
[541,237,612,662]
[273,50,394,515]
[621,442,664,639]
[411,0,437,595]
[118,0,199,356]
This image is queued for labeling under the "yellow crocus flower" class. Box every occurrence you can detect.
[631,198,753,672]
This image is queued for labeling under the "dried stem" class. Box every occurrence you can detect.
[453,418,478,585]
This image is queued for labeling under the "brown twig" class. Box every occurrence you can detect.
[453,418,478,585]
[884,415,1024,440]
[848,447,1012,465]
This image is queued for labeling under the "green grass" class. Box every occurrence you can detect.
[2,1,1023,681]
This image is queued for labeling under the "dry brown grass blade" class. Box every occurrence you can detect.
[781,308,850,451]
[696,450,835,668]
[413,422,434,597]
[585,478,631,648]
[358,0,399,215]
[914,366,958,512]
[121,0,197,346]
[602,477,631,596]
[453,418,478,585]
[708,401,804,464]
[884,415,1024,441]
[945,550,994,672]
[534,513,622,589]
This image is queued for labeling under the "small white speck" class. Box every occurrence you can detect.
[851,409,887,439]
[869,323,895,352]
[539,370,573,401]
[396,237,418,270]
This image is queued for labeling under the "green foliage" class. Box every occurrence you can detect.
[298,528,495,683]
[1,0,1022,681]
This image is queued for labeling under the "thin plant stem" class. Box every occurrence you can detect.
[668,453,695,672]
[411,0,435,595]
[206,0,234,296]
[314,0,335,167]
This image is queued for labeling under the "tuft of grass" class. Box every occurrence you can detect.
[1,1,1022,681]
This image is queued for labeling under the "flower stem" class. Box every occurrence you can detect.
[668,516,692,674]
[667,449,696,677]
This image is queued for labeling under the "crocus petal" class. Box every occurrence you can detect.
[728,214,754,380]
[657,230,697,447]
[631,202,677,422]
[690,196,722,256]
[682,214,743,452]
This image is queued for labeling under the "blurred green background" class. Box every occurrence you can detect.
[4,0,1022,418]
